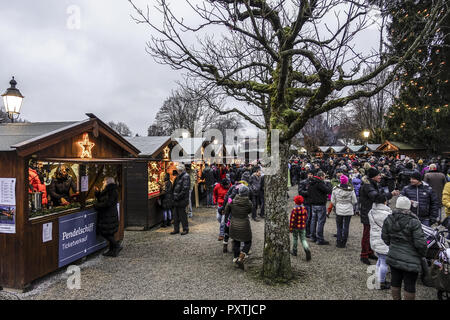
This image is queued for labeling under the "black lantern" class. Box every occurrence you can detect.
[2,77,24,122]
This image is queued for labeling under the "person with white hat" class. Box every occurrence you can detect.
[381,196,428,300]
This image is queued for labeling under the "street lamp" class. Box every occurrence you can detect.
[2,77,24,123]
[362,130,370,154]
[363,130,370,140]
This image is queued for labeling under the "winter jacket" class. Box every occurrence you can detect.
[213,182,230,208]
[227,195,252,242]
[359,177,392,225]
[351,176,362,197]
[401,183,440,221]
[330,185,357,216]
[368,203,392,255]
[161,179,174,210]
[308,177,332,206]
[381,209,427,273]
[202,167,215,188]
[380,169,395,192]
[48,176,77,206]
[249,173,262,195]
[289,205,308,231]
[297,178,312,205]
[28,168,48,206]
[172,171,191,207]
[443,182,450,217]
[94,183,119,236]
[424,170,447,203]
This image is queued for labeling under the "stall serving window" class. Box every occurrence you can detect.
[147,160,178,197]
[28,159,121,219]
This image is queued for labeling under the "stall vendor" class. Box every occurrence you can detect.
[28,160,48,207]
[48,165,78,206]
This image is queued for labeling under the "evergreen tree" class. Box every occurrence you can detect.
[384,0,450,153]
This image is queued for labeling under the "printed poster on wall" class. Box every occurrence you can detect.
[0,178,16,234]
[58,209,107,268]
[0,178,16,205]
[43,222,53,243]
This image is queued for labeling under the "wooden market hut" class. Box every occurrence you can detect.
[0,113,140,291]
[123,136,177,230]
[377,140,427,159]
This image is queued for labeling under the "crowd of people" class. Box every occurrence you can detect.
[290,154,450,300]
[156,153,450,299]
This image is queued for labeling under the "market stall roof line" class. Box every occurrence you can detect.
[0,121,80,151]
[125,136,171,157]
[4,114,140,157]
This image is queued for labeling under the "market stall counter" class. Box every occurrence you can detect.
[0,114,139,291]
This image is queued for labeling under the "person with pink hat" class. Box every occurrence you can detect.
[330,174,357,248]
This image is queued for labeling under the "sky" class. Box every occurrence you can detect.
[0,0,383,137]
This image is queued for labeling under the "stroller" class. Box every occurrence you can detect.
[421,218,450,300]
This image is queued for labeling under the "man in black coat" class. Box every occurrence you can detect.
[201,163,215,207]
[249,168,262,221]
[359,167,399,265]
[308,171,332,245]
[298,171,314,238]
[401,170,440,227]
[171,164,191,235]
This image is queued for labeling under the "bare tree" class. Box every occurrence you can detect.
[108,121,133,137]
[301,114,336,151]
[147,123,166,136]
[129,0,447,281]
[345,67,400,143]
[150,86,222,137]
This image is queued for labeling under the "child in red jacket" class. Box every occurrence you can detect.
[290,195,311,261]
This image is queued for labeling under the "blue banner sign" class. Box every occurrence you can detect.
[58,209,107,268]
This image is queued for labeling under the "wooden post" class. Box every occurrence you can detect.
[195,183,199,208]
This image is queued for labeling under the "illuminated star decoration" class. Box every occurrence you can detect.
[163,146,170,160]
[78,133,95,158]
[150,161,158,170]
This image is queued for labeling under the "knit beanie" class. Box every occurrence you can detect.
[367,167,380,179]
[340,175,349,185]
[238,185,249,196]
[294,195,304,205]
[396,196,411,210]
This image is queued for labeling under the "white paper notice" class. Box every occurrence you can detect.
[81,176,89,192]
[0,178,16,206]
[43,222,52,243]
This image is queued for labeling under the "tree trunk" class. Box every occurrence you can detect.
[261,140,293,282]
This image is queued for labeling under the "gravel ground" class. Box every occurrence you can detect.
[1,187,438,300]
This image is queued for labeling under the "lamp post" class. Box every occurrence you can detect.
[363,130,370,154]
[2,77,24,123]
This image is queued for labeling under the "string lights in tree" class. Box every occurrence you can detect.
[384,0,449,153]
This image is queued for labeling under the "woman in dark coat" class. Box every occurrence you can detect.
[94,177,121,257]
[381,196,427,300]
[160,173,174,227]
[226,185,253,269]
